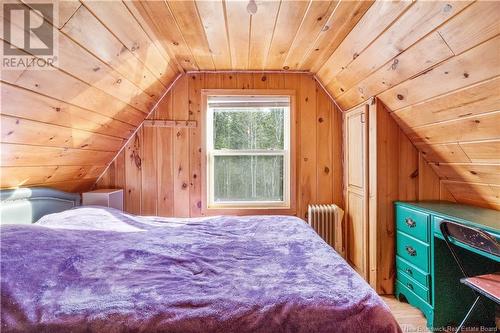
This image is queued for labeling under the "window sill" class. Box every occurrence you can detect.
[201,207,297,217]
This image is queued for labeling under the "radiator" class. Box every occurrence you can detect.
[307,204,345,257]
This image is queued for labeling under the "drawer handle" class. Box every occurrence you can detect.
[405,268,413,275]
[405,218,416,228]
[407,282,414,290]
[405,246,417,257]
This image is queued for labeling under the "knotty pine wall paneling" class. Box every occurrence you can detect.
[344,98,456,294]
[316,1,500,210]
[96,73,344,219]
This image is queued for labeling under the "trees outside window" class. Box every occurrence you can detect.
[206,95,291,209]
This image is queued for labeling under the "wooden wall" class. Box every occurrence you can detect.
[367,99,455,294]
[0,0,179,192]
[316,1,500,210]
[3,0,498,211]
[96,73,343,219]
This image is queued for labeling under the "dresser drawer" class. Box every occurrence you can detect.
[396,281,433,324]
[396,255,430,288]
[396,231,430,272]
[397,270,431,304]
[396,205,430,243]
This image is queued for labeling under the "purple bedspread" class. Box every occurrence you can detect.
[1,207,400,333]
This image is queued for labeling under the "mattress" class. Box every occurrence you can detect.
[0,207,400,333]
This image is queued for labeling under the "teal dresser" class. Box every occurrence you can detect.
[394,201,500,330]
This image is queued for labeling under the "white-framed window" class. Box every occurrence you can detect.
[205,94,291,209]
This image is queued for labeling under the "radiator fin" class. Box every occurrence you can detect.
[307,204,345,257]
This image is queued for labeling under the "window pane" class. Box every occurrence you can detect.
[213,108,285,150]
[214,155,284,202]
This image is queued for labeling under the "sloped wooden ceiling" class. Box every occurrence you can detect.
[313,0,500,210]
[1,0,499,209]
[1,0,181,191]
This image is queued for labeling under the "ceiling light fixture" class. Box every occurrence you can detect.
[247,0,257,15]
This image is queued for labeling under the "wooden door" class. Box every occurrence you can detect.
[344,104,369,279]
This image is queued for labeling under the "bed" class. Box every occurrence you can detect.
[0,188,400,333]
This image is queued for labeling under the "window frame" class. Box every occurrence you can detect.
[201,89,296,215]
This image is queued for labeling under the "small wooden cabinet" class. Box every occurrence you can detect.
[82,189,124,211]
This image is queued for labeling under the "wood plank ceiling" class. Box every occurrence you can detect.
[129,0,374,72]
[1,0,499,209]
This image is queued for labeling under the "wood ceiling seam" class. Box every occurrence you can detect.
[447,32,500,58]
[442,179,500,187]
[390,7,492,90]
[92,72,183,189]
[0,143,116,156]
[1,8,153,116]
[262,0,283,71]
[165,0,211,71]
[283,0,338,71]
[247,10,253,70]
[224,1,252,70]
[392,62,498,113]
[0,80,137,132]
[436,30,456,56]
[0,113,128,142]
[18,0,80,29]
[58,2,82,31]
[317,0,416,87]
[61,6,168,100]
[247,1,281,70]
[81,0,175,79]
[295,0,342,70]
[418,138,500,147]
[390,76,500,128]
[20,1,166,101]
[192,0,218,71]
[0,40,147,127]
[122,0,184,75]
[458,140,500,164]
[0,137,122,154]
[333,30,455,103]
[162,0,204,68]
[221,0,233,70]
[128,0,198,71]
[335,31,455,110]
[307,1,375,73]
[1,166,105,188]
[431,164,500,185]
[263,0,309,70]
[429,162,500,167]
[0,143,117,168]
[380,35,500,112]
[436,1,500,56]
[413,139,500,152]
[280,0,314,70]
[0,38,145,121]
[407,109,500,131]
[79,1,168,90]
[331,0,474,96]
